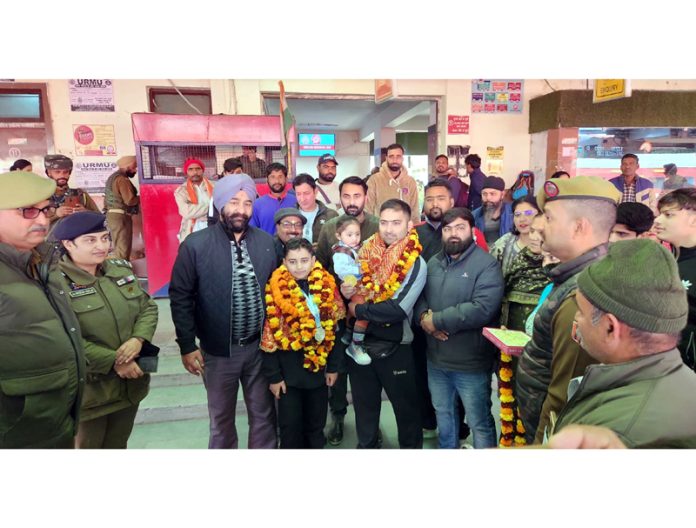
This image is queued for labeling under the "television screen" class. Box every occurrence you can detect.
[298,133,335,157]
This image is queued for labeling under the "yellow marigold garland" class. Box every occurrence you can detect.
[498,351,527,448]
[359,230,422,302]
[264,262,340,372]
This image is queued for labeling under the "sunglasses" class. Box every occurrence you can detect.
[17,205,57,219]
[513,210,537,218]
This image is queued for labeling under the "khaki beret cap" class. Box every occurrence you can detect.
[0,171,56,209]
[536,176,621,209]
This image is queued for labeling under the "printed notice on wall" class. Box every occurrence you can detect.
[472,80,523,114]
[69,79,115,112]
[73,161,118,193]
[73,124,117,156]
[447,115,470,134]
[486,146,504,176]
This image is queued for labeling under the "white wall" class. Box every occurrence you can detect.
[294,130,371,180]
[16,78,696,191]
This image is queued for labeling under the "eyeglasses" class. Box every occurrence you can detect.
[442,224,469,234]
[17,205,57,219]
[513,210,537,218]
[280,221,303,229]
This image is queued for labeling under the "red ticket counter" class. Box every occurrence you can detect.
[132,113,281,297]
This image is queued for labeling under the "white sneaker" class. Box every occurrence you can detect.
[347,342,372,365]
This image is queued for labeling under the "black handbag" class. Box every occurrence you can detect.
[136,341,160,373]
[363,323,402,360]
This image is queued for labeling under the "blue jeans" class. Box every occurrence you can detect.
[427,362,496,449]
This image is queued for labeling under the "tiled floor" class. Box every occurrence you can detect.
[128,299,501,449]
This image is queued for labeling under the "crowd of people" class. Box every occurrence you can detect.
[1,147,695,449]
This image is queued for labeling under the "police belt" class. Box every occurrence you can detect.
[107,207,138,215]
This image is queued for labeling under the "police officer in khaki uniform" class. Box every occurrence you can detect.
[104,155,140,260]
[515,176,622,443]
[0,171,85,449]
[44,154,100,229]
[52,212,158,449]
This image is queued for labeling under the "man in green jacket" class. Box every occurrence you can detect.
[552,239,696,447]
[515,177,621,444]
[315,176,379,445]
[0,171,86,448]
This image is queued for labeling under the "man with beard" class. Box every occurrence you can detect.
[104,155,139,259]
[366,143,420,224]
[170,174,277,449]
[44,154,100,230]
[432,154,450,180]
[516,177,621,444]
[472,176,513,246]
[250,163,296,235]
[0,170,85,448]
[414,179,488,442]
[315,154,341,211]
[174,158,214,243]
[272,208,306,264]
[343,199,427,448]
[315,176,379,445]
[416,208,503,448]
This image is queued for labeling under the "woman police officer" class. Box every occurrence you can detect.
[51,211,158,448]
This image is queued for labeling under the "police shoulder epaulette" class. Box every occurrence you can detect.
[106,257,133,269]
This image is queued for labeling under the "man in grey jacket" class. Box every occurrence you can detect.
[416,207,504,448]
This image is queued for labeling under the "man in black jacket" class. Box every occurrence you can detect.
[170,173,278,449]
[416,208,503,448]
[415,180,474,444]
[342,199,427,448]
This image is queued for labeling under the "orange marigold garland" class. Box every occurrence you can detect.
[263,261,344,372]
[498,352,526,448]
[359,230,422,302]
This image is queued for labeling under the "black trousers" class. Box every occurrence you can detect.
[411,326,437,430]
[347,344,423,449]
[328,335,349,418]
[278,384,329,449]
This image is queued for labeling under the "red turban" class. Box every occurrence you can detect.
[183,158,205,174]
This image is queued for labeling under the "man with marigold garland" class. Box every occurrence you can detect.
[260,238,346,448]
[341,199,427,448]
[170,174,278,449]
[415,207,504,449]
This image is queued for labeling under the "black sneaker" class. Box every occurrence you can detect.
[327,416,344,446]
[459,422,471,441]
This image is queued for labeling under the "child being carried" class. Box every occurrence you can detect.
[331,215,372,366]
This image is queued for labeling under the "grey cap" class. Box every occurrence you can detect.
[274,208,306,225]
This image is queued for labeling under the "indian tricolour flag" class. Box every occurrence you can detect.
[278,80,296,172]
